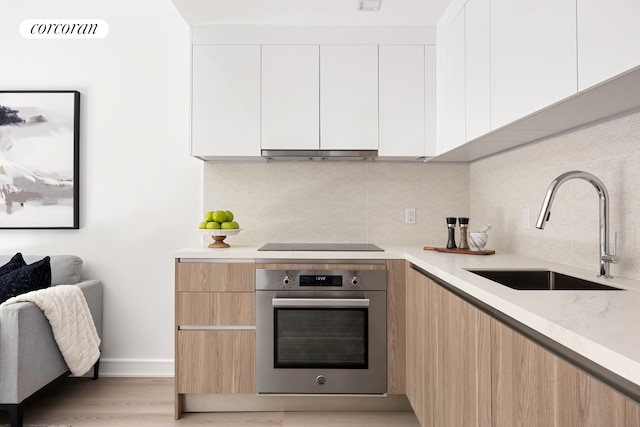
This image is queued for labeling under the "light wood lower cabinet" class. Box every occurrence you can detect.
[175,260,256,419]
[408,265,640,427]
[386,259,406,395]
[406,266,490,427]
[436,281,491,427]
[406,266,434,426]
[556,356,640,426]
[176,261,254,292]
[493,318,640,427]
[176,292,255,326]
[491,319,556,426]
[177,330,255,394]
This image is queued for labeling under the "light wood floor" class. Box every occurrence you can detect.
[1,377,420,426]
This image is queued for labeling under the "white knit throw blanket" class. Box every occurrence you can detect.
[0,285,101,376]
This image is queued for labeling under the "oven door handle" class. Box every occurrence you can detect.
[271,298,370,308]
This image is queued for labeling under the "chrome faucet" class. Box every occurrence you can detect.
[535,171,619,278]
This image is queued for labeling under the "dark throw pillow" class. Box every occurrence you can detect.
[0,252,27,277]
[0,256,52,304]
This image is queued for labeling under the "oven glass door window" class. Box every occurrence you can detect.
[274,308,368,369]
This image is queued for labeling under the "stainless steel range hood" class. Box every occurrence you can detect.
[261,149,378,161]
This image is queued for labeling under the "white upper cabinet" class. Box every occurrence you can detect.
[424,45,437,157]
[261,45,320,150]
[437,8,466,154]
[465,0,491,141]
[320,45,378,150]
[433,0,640,162]
[577,0,640,91]
[491,0,577,130]
[192,39,432,159]
[379,45,427,158]
[192,45,261,159]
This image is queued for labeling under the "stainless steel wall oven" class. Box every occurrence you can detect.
[256,265,387,394]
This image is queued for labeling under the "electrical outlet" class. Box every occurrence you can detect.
[405,208,416,224]
[522,207,531,229]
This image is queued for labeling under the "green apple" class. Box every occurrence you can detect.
[230,221,239,229]
[205,211,214,221]
[206,221,221,229]
[221,222,234,229]
[224,210,234,222]
[198,221,208,229]
[212,210,227,223]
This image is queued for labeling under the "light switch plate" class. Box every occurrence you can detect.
[522,207,531,229]
[406,208,416,224]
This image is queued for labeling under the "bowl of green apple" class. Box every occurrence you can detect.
[198,210,241,248]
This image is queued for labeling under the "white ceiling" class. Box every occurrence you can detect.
[171,0,451,27]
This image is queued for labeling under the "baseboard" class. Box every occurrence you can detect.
[184,393,413,412]
[96,358,174,377]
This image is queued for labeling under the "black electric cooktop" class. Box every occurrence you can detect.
[258,243,384,252]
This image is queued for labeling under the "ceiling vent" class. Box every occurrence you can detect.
[357,0,382,12]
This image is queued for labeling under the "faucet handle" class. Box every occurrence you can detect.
[603,232,620,264]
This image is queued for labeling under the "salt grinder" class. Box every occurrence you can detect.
[458,217,469,249]
[446,217,457,249]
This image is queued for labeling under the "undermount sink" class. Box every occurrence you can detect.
[467,269,625,291]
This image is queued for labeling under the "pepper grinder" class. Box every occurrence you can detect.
[458,217,469,249]
[446,217,457,249]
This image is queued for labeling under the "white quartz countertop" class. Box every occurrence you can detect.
[174,244,640,388]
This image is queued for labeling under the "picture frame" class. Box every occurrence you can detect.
[0,90,80,229]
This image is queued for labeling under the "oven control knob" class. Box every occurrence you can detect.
[351,277,359,287]
[316,375,326,385]
[282,275,291,287]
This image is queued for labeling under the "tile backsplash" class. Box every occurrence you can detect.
[470,110,640,280]
[204,161,470,247]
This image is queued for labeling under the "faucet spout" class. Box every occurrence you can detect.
[535,171,618,278]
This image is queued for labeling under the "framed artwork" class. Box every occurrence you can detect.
[0,90,80,229]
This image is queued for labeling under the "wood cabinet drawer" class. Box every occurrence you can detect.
[176,330,255,394]
[177,292,255,326]
[176,262,254,292]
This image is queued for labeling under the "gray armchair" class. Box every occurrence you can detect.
[0,255,103,427]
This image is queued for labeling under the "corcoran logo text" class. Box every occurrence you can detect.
[20,19,109,39]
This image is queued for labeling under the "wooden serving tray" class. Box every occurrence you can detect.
[424,247,495,255]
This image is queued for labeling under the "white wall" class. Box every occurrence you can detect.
[0,0,200,376]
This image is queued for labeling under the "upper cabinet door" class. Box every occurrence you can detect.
[465,0,491,141]
[320,45,378,150]
[379,45,425,158]
[437,8,466,155]
[491,0,577,130]
[424,45,437,157]
[192,45,261,158]
[577,0,640,91]
[261,45,320,150]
